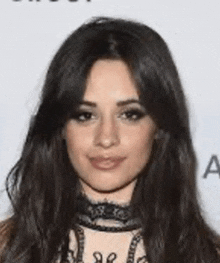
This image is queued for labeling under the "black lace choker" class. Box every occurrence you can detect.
[76,194,141,232]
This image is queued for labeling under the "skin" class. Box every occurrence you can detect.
[64,59,157,204]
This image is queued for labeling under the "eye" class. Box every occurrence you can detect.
[72,111,95,122]
[120,109,146,121]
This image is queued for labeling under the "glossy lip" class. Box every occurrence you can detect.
[89,156,127,171]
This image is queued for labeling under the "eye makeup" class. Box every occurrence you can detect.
[119,107,147,122]
[70,100,148,124]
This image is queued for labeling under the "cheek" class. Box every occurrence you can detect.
[65,123,91,150]
[65,124,92,166]
[123,125,156,169]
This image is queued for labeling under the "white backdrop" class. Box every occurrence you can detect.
[0,0,220,233]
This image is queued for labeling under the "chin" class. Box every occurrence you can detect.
[88,177,136,193]
[89,183,123,194]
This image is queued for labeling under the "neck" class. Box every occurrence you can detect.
[79,179,137,205]
[76,192,141,232]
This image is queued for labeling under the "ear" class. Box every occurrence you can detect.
[61,126,66,140]
[155,129,164,140]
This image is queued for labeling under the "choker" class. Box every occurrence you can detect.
[75,194,141,232]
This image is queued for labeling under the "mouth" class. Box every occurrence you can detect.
[89,156,127,171]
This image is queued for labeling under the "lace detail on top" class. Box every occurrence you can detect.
[62,226,148,263]
[57,194,147,262]
[76,194,141,232]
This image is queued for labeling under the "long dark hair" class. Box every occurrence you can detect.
[1,17,219,263]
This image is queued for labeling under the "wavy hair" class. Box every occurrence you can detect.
[1,17,220,263]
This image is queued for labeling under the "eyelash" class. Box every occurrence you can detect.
[120,109,146,121]
[72,108,146,123]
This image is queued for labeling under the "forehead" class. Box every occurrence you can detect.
[84,59,139,101]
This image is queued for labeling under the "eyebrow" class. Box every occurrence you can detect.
[79,99,142,107]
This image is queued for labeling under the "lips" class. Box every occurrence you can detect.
[89,156,126,171]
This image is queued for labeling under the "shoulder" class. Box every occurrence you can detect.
[0,217,15,261]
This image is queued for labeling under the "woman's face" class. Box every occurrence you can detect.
[64,60,157,202]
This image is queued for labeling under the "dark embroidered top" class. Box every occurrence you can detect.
[75,194,141,232]
[59,194,147,263]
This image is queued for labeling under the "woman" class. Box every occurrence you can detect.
[0,17,219,263]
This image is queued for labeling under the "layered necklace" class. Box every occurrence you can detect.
[64,194,147,263]
[75,194,141,232]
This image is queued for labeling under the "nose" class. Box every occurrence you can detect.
[94,116,120,148]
